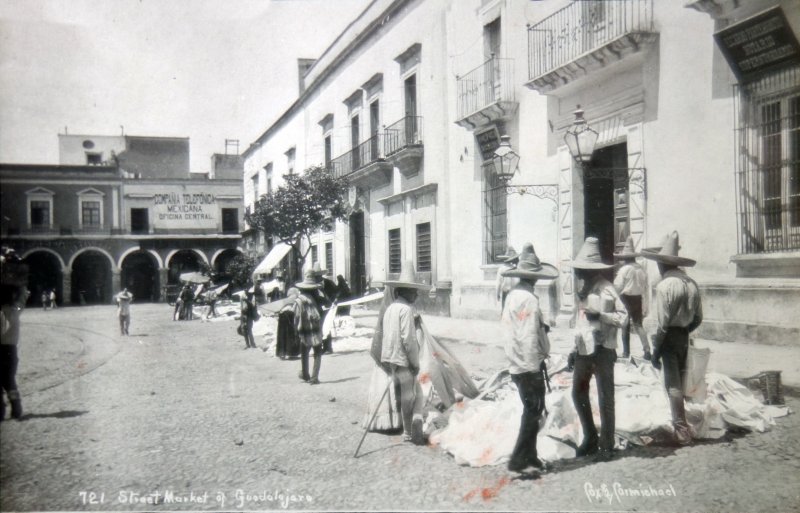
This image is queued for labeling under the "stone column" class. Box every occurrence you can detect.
[112,270,121,301]
[158,268,169,303]
[62,268,72,306]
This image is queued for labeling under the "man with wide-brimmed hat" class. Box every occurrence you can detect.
[294,270,325,384]
[613,236,651,360]
[641,231,703,445]
[115,288,133,336]
[1,247,28,420]
[495,245,520,314]
[239,286,259,350]
[380,260,430,445]
[567,237,628,462]
[500,244,558,472]
[312,262,337,354]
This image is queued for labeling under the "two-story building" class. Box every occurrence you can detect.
[0,134,244,305]
[243,0,799,343]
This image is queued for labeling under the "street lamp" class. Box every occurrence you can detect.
[564,105,598,164]
[492,135,520,184]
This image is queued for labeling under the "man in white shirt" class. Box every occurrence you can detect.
[115,288,133,336]
[642,231,703,446]
[380,260,431,445]
[500,245,558,472]
[613,236,651,359]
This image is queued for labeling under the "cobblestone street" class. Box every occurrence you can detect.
[1,304,798,512]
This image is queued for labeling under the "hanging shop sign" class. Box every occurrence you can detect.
[476,126,501,161]
[714,6,800,81]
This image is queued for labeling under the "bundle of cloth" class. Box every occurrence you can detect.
[430,354,790,467]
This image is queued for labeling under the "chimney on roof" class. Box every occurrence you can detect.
[297,58,316,95]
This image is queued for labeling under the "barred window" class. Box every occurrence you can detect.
[735,66,800,253]
[30,200,50,227]
[482,162,508,263]
[325,242,333,275]
[388,228,402,274]
[416,222,432,272]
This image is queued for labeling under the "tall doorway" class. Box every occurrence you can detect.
[349,211,366,295]
[584,142,629,263]
[120,251,159,302]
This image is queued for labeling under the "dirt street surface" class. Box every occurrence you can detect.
[1,304,798,512]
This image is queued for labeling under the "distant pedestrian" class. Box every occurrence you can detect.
[613,236,651,360]
[49,289,57,309]
[239,288,258,349]
[294,270,324,384]
[642,231,703,446]
[115,288,133,336]
[41,291,48,311]
[276,288,301,359]
[501,245,558,472]
[205,290,219,319]
[380,260,429,445]
[567,237,627,463]
[179,284,195,320]
[496,245,519,315]
[336,275,352,316]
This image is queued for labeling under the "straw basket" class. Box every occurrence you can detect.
[757,371,784,405]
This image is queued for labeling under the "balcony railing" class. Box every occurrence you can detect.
[385,116,423,156]
[330,117,425,179]
[456,56,515,122]
[527,0,654,81]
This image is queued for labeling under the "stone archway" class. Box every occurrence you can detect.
[120,250,160,302]
[167,249,205,285]
[71,250,113,304]
[212,248,242,277]
[22,250,65,307]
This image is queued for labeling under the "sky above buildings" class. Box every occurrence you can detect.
[0,0,370,172]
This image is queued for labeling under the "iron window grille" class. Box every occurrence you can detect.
[416,222,432,272]
[482,162,508,264]
[734,65,800,253]
[388,228,402,274]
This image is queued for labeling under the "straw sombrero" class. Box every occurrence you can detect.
[498,245,518,261]
[383,260,432,290]
[613,236,639,260]
[506,242,534,264]
[641,231,696,267]
[501,246,558,280]
[569,237,614,270]
[295,269,323,290]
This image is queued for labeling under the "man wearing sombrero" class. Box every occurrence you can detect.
[500,244,558,472]
[380,260,430,445]
[642,231,703,446]
[567,237,628,462]
[495,245,519,315]
[294,270,325,384]
[613,236,651,360]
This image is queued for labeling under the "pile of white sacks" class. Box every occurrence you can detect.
[429,354,791,467]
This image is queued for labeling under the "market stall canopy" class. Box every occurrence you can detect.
[179,272,210,284]
[253,242,292,276]
[259,296,296,315]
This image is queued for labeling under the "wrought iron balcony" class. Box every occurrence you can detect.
[385,116,423,156]
[526,0,657,93]
[456,56,517,130]
[330,116,426,187]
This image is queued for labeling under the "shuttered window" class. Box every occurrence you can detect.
[388,228,401,274]
[325,242,333,275]
[416,222,431,272]
[311,244,319,265]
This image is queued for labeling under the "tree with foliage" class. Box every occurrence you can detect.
[244,165,350,279]
[224,254,256,290]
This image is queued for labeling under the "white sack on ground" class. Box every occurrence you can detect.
[431,358,791,468]
[418,320,479,409]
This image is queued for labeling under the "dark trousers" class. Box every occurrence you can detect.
[0,345,19,396]
[661,327,690,436]
[301,344,322,381]
[242,319,255,348]
[572,346,616,451]
[509,371,546,466]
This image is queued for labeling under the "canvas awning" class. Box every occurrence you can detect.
[253,242,292,276]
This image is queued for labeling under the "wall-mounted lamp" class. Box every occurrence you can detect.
[563,105,598,165]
